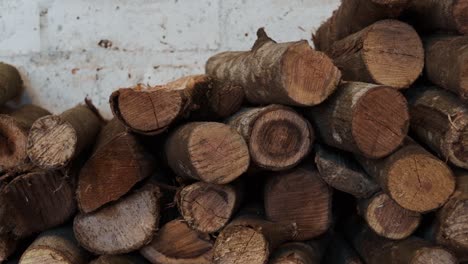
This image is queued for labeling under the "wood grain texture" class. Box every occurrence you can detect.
[327,20,424,89]
[406,86,468,169]
[27,104,102,169]
[306,82,409,158]
[228,105,313,171]
[206,28,341,107]
[90,255,149,264]
[264,163,332,241]
[356,140,456,212]
[0,105,50,171]
[269,242,322,264]
[0,63,22,105]
[74,183,161,255]
[140,219,214,264]
[76,119,155,213]
[313,0,408,52]
[165,122,249,184]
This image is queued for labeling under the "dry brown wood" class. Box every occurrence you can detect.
[356,139,456,213]
[327,20,424,89]
[206,28,341,107]
[19,227,88,264]
[406,86,468,169]
[358,192,421,240]
[0,164,76,238]
[431,173,468,261]
[90,255,149,264]
[165,122,249,184]
[264,163,332,241]
[424,36,468,100]
[228,105,313,171]
[74,183,161,255]
[306,82,409,159]
[313,0,408,52]
[27,103,102,169]
[405,0,468,34]
[324,234,363,264]
[110,75,244,135]
[0,105,50,171]
[76,119,155,213]
[176,181,242,233]
[314,144,379,198]
[213,215,298,264]
[0,235,17,263]
[269,242,323,264]
[140,219,214,264]
[0,63,22,105]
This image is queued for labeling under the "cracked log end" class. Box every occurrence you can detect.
[269,242,322,264]
[140,219,213,264]
[165,122,250,184]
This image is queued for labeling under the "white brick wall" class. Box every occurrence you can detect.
[0,0,340,118]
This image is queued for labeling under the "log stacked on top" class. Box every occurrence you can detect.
[0,0,466,263]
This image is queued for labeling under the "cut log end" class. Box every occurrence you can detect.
[20,248,75,264]
[387,154,455,212]
[411,247,458,264]
[361,192,421,240]
[250,107,312,170]
[362,20,424,89]
[269,242,320,264]
[213,225,268,264]
[27,115,77,169]
[178,182,239,233]
[352,86,409,158]
[111,87,182,135]
[454,0,468,35]
[0,115,28,169]
[282,43,341,106]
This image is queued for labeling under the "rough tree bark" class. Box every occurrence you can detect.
[0,105,50,170]
[27,102,103,169]
[76,119,155,213]
[0,62,22,105]
[74,183,161,255]
[140,219,214,264]
[90,255,149,264]
[165,122,250,184]
[264,163,332,241]
[206,28,341,107]
[228,105,313,171]
[314,144,379,198]
[406,86,468,169]
[306,82,409,158]
[356,139,456,213]
[110,75,244,135]
[326,20,424,89]
[423,36,468,100]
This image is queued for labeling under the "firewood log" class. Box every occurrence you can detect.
[0,235,16,263]
[306,82,409,158]
[90,255,149,264]
[228,105,313,171]
[269,241,324,264]
[206,28,341,107]
[0,63,22,105]
[323,234,363,264]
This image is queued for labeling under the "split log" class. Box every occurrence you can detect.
[0,235,17,263]
[90,255,149,264]
[165,122,249,184]
[110,75,244,135]
[74,183,161,255]
[356,140,456,212]
[140,219,214,264]
[323,234,363,264]
[313,0,408,52]
[27,103,102,169]
[406,86,468,169]
[228,105,313,170]
[264,163,332,240]
[0,165,76,238]
[213,215,298,264]
[430,173,468,261]
[357,192,421,240]
[269,242,323,264]
[405,0,468,35]
[206,28,341,107]
[76,119,155,213]
[19,227,88,264]
[306,82,409,158]
[327,20,424,89]
[176,181,242,233]
[314,144,379,198]
[0,105,50,170]
[423,36,468,100]
[0,62,22,105]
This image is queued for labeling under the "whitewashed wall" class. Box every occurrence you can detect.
[0,0,340,118]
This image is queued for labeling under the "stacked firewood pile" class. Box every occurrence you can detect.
[0,0,467,263]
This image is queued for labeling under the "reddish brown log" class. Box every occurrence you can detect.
[0,62,22,105]
[269,242,323,264]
